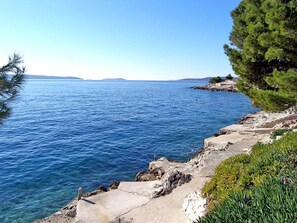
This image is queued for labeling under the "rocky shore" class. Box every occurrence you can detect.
[35,107,297,223]
[192,80,238,92]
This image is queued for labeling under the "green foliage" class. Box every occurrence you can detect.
[202,154,251,205]
[225,74,233,80]
[271,129,289,139]
[209,76,222,84]
[0,53,25,124]
[225,0,297,111]
[248,89,296,111]
[199,171,297,223]
[202,131,297,207]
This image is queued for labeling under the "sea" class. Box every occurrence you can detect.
[0,80,258,222]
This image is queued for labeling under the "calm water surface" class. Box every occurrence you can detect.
[0,80,258,222]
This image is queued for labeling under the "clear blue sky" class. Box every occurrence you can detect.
[0,0,240,80]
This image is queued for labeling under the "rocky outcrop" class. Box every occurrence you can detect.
[34,200,77,223]
[136,157,193,197]
[192,80,238,92]
[109,181,120,190]
[153,169,192,198]
[135,167,165,181]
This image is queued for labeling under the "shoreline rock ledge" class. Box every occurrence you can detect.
[192,80,238,92]
[35,107,297,223]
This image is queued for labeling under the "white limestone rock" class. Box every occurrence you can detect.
[183,191,206,223]
[153,169,192,198]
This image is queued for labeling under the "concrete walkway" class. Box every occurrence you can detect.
[75,175,210,223]
[76,181,159,223]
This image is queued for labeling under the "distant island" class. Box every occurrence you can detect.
[25,75,82,80]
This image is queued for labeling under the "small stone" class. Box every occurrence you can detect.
[178,180,183,186]
[65,205,76,218]
[109,181,120,190]
[98,185,108,192]
[135,172,156,181]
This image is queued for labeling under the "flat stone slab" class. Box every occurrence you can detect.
[220,124,251,134]
[76,189,150,223]
[260,114,297,128]
[118,181,160,197]
[252,127,274,134]
[149,157,193,174]
[220,124,274,135]
[204,132,253,147]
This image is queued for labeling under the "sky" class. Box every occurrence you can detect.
[0,0,241,80]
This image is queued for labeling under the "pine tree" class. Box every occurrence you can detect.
[0,53,25,124]
[209,76,222,84]
[226,74,233,80]
[224,0,297,111]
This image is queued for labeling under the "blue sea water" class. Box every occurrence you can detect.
[0,80,258,222]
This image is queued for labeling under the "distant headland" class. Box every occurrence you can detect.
[192,79,238,92]
[177,77,212,81]
[98,78,127,81]
[25,75,82,80]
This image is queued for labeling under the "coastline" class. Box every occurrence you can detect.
[191,80,238,92]
[35,108,297,223]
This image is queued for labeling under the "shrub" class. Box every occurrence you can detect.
[202,131,297,209]
[225,74,233,80]
[199,171,297,223]
[209,76,222,84]
[271,129,289,139]
[202,154,251,206]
